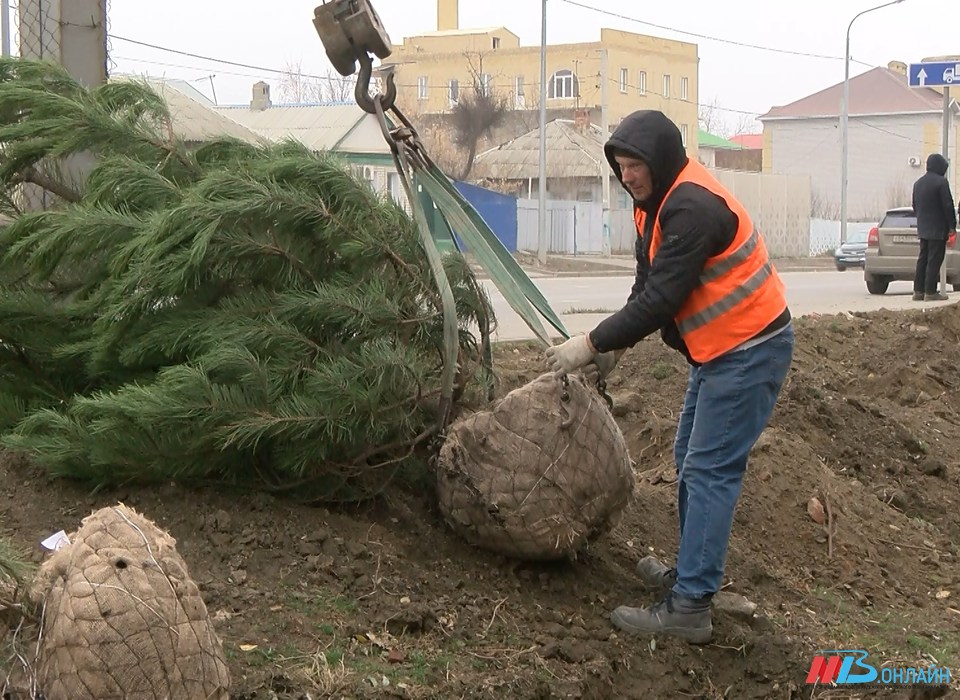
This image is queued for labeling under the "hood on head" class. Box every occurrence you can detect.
[927,153,949,176]
[603,110,689,213]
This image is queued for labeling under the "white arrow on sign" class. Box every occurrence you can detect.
[917,68,927,86]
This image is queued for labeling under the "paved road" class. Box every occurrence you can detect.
[481,270,956,342]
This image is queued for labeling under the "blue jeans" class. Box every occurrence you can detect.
[671,323,794,600]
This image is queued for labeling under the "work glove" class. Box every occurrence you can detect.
[545,334,595,378]
[583,351,617,385]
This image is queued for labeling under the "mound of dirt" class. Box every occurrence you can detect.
[2,303,960,699]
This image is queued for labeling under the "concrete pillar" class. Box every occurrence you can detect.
[18,0,107,86]
[16,0,107,210]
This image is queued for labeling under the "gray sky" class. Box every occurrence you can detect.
[107,0,957,132]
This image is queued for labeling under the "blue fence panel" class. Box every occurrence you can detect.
[453,181,519,253]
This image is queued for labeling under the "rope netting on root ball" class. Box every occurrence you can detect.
[437,373,635,561]
[2,505,230,700]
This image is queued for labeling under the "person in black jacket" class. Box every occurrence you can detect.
[545,110,794,643]
[912,153,957,301]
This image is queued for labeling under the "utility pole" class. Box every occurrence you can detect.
[939,86,951,294]
[600,49,611,257]
[1,0,10,57]
[840,0,905,245]
[537,0,548,266]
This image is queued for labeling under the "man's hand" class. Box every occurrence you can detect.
[545,334,595,377]
[583,351,617,385]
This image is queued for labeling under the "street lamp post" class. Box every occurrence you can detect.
[840,0,904,244]
[537,0,548,265]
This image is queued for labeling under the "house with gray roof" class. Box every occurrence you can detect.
[759,61,958,221]
[214,82,407,208]
[471,115,618,204]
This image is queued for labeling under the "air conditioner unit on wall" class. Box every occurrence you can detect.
[908,156,922,168]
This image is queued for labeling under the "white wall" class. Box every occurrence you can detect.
[765,113,957,222]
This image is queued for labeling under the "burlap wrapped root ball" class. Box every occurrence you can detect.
[437,372,635,560]
[28,504,230,700]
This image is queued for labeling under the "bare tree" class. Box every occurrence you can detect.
[318,68,357,102]
[810,189,841,219]
[279,61,357,104]
[449,52,509,180]
[727,112,760,138]
[698,97,726,136]
[278,60,312,104]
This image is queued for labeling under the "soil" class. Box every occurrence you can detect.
[3,304,960,699]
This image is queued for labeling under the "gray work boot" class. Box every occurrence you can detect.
[610,593,713,644]
[925,293,949,301]
[912,291,924,301]
[635,556,677,592]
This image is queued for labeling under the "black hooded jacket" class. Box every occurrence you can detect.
[912,154,957,240]
[588,110,789,364]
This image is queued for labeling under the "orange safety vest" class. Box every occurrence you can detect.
[634,159,787,363]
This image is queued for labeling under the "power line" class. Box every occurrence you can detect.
[113,55,278,82]
[559,0,874,67]
[602,76,762,117]
[110,34,360,84]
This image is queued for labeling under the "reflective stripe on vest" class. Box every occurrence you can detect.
[699,228,759,284]
[678,261,773,334]
[642,160,787,362]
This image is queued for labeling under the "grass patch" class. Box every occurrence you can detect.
[650,361,674,381]
[283,588,359,617]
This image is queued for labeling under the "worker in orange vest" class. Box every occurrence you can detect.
[546,110,794,644]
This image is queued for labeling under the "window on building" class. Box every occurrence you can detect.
[417,76,428,100]
[619,67,628,93]
[448,79,459,106]
[662,74,671,99]
[492,36,501,49]
[681,124,688,147]
[515,75,525,108]
[387,172,401,202]
[479,73,492,97]
[638,70,647,95]
[548,69,580,99]
[681,77,689,101]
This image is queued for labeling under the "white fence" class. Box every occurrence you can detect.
[516,169,812,257]
[516,207,877,260]
[517,199,604,254]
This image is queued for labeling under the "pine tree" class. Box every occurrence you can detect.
[0,59,495,501]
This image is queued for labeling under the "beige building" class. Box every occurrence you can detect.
[760,62,959,221]
[381,0,700,154]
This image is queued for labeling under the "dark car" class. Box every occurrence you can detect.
[834,230,868,271]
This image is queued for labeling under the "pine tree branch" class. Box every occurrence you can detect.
[0,60,494,503]
[13,166,81,203]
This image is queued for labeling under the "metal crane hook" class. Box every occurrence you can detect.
[354,52,398,115]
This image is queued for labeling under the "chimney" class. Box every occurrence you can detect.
[573,108,591,133]
[437,0,458,31]
[887,61,907,76]
[251,81,272,111]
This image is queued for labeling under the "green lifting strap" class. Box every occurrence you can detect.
[414,165,570,347]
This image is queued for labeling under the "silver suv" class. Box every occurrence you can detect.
[863,206,960,295]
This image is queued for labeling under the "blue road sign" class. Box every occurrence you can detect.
[908,61,959,88]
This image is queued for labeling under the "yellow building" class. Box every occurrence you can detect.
[381,0,700,154]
